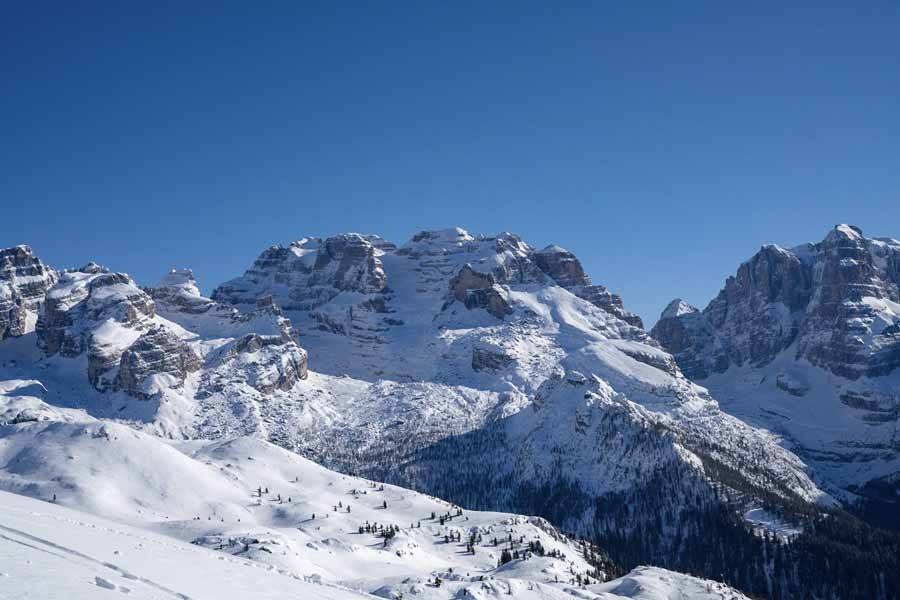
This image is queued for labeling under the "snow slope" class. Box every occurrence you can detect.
[0,400,754,600]
[0,406,615,593]
[0,489,366,600]
[0,490,750,600]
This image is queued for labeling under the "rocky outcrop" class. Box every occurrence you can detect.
[212,234,389,312]
[471,346,514,371]
[0,245,57,340]
[650,300,721,379]
[532,245,643,326]
[311,234,388,293]
[652,225,900,380]
[532,245,590,287]
[115,325,201,398]
[0,291,26,341]
[573,285,644,328]
[37,264,157,391]
[199,332,308,397]
[38,265,155,360]
[797,225,900,378]
[148,269,216,315]
[449,265,512,319]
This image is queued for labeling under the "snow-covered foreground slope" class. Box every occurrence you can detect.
[0,489,366,600]
[0,490,749,600]
[0,406,752,600]
[0,407,615,591]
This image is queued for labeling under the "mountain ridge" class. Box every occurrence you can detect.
[2,226,900,598]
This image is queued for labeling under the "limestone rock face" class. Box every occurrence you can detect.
[652,225,900,380]
[530,244,643,327]
[532,245,590,287]
[650,300,719,379]
[115,325,201,398]
[449,264,512,319]
[212,234,390,312]
[797,225,900,378]
[0,245,57,340]
[651,225,900,502]
[573,285,644,329]
[148,269,216,315]
[37,265,157,391]
[38,265,155,359]
[311,234,388,293]
[214,228,643,339]
[0,291,26,341]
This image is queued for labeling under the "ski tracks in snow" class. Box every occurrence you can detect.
[0,518,191,598]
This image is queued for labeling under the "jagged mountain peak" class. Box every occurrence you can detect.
[826,222,865,242]
[406,226,474,244]
[660,298,699,320]
[0,244,57,340]
[214,228,643,345]
[653,224,900,380]
[158,267,200,291]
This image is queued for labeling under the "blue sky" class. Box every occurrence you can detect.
[2,2,899,325]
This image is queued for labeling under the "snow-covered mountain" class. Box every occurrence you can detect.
[0,387,751,600]
[651,224,900,519]
[2,228,899,598]
[201,230,822,507]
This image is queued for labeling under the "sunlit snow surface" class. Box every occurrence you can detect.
[0,482,750,599]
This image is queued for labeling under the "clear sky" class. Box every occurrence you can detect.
[3,2,899,326]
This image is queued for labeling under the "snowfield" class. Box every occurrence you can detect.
[0,489,370,600]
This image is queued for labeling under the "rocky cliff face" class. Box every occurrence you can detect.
[652,225,900,380]
[212,234,391,311]
[214,228,642,334]
[147,269,216,315]
[0,246,57,340]
[651,224,900,500]
[115,325,201,398]
[37,264,158,391]
[650,300,720,379]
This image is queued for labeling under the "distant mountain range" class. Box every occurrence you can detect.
[2,225,899,599]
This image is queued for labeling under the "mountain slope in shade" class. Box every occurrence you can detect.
[651,225,900,517]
